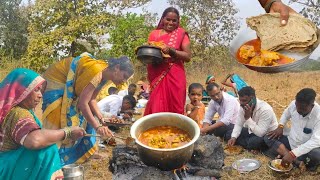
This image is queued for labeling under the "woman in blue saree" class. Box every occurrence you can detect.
[0,68,85,180]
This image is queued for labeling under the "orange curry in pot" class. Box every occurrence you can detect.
[236,39,295,66]
[138,125,191,149]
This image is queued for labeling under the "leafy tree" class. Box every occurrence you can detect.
[26,0,151,71]
[169,0,240,46]
[100,13,155,64]
[0,0,28,58]
[290,0,320,26]
[168,0,240,68]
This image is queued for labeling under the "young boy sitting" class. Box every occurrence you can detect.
[186,83,206,128]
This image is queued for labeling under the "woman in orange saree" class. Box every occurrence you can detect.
[144,7,191,115]
[42,53,134,165]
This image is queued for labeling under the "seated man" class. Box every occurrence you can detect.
[118,83,137,97]
[119,95,137,121]
[264,88,320,170]
[201,83,240,140]
[228,86,278,152]
[97,87,122,116]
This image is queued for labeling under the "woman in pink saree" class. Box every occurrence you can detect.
[144,7,191,115]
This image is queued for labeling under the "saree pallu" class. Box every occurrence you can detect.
[0,111,61,180]
[144,27,189,115]
[42,53,107,165]
[231,74,248,91]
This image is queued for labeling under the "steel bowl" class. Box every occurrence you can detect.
[229,27,319,73]
[136,45,163,65]
[130,112,200,171]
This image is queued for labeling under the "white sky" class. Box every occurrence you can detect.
[21,0,319,59]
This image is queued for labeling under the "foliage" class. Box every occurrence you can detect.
[290,0,320,26]
[169,0,240,46]
[0,0,29,58]
[168,0,240,68]
[99,13,155,64]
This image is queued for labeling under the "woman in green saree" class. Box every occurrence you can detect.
[0,68,85,180]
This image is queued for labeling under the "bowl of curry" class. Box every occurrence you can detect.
[130,112,200,171]
[230,27,319,73]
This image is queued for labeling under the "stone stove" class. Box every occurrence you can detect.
[109,135,224,180]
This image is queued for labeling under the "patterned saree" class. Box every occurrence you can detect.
[144,27,190,115]
[0,68,61,180]
[42,53,107,165]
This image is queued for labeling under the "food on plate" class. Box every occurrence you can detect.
[246,13,317,52]
[105,116,126,124]
[224,145,243,155]
[237,39,295,66]
[138,125,191,149]
[271,160,292,171]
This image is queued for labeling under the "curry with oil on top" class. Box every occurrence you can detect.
[138,126,191,149]
[237,39,295,66]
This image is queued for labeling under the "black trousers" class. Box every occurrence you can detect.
[208,121,234,141]
[234,128,266,151]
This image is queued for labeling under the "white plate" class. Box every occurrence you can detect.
[232,158,261,173]
[268,159,293,172]
[229,27,319,73]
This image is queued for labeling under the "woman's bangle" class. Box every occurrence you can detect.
[289,151,296,158]
[169,48,177,57]
[62,127,72,140]
[95,125,103,131]
[264,0,279,13]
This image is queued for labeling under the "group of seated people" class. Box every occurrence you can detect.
[97,77,150,121]
[186,81,320,170]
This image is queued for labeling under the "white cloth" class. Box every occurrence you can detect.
[118,89,128,97]
[97,94,123,116]
[203,92,240,126]
[279,101,320,157]
[231,98,278,138]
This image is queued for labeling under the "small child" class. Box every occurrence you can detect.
[186,83,206,128]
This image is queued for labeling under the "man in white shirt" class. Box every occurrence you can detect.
[264,88,320,170]
[201,83,240,140]
[228,86,278,151]
[118,83,137,97]
[98,87,123,116]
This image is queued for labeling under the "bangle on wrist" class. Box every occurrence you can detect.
[264,0,279,13]
[62,127,72,140]
[289,151,296,158]
[169,48,177,57]
[278,124,284,129]
[95,125,103,131]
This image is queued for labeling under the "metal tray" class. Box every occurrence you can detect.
[229,27,320,73]
[232,158,261,173]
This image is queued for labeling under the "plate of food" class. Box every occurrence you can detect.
[232,158,261,173]
[224,145,243,156]
[268,159,293,172]
[102,116,132,127]
[230,13,320,73]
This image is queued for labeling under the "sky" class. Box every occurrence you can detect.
[127,0,319,60]
[21,0,319,60]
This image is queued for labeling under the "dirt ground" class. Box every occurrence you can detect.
[32,66,320,180]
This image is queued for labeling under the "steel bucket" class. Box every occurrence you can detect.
[130,112,200,171]
[229,26,319,73]
[62,164,84,180]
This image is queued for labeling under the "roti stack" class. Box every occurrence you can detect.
[246,13,318,52]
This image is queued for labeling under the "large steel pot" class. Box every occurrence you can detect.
[229,27,319,73]
[136,45,163,65]
[130,112,200,171]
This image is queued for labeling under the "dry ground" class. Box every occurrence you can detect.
[80,66,320,180]
[4,65,319,180]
